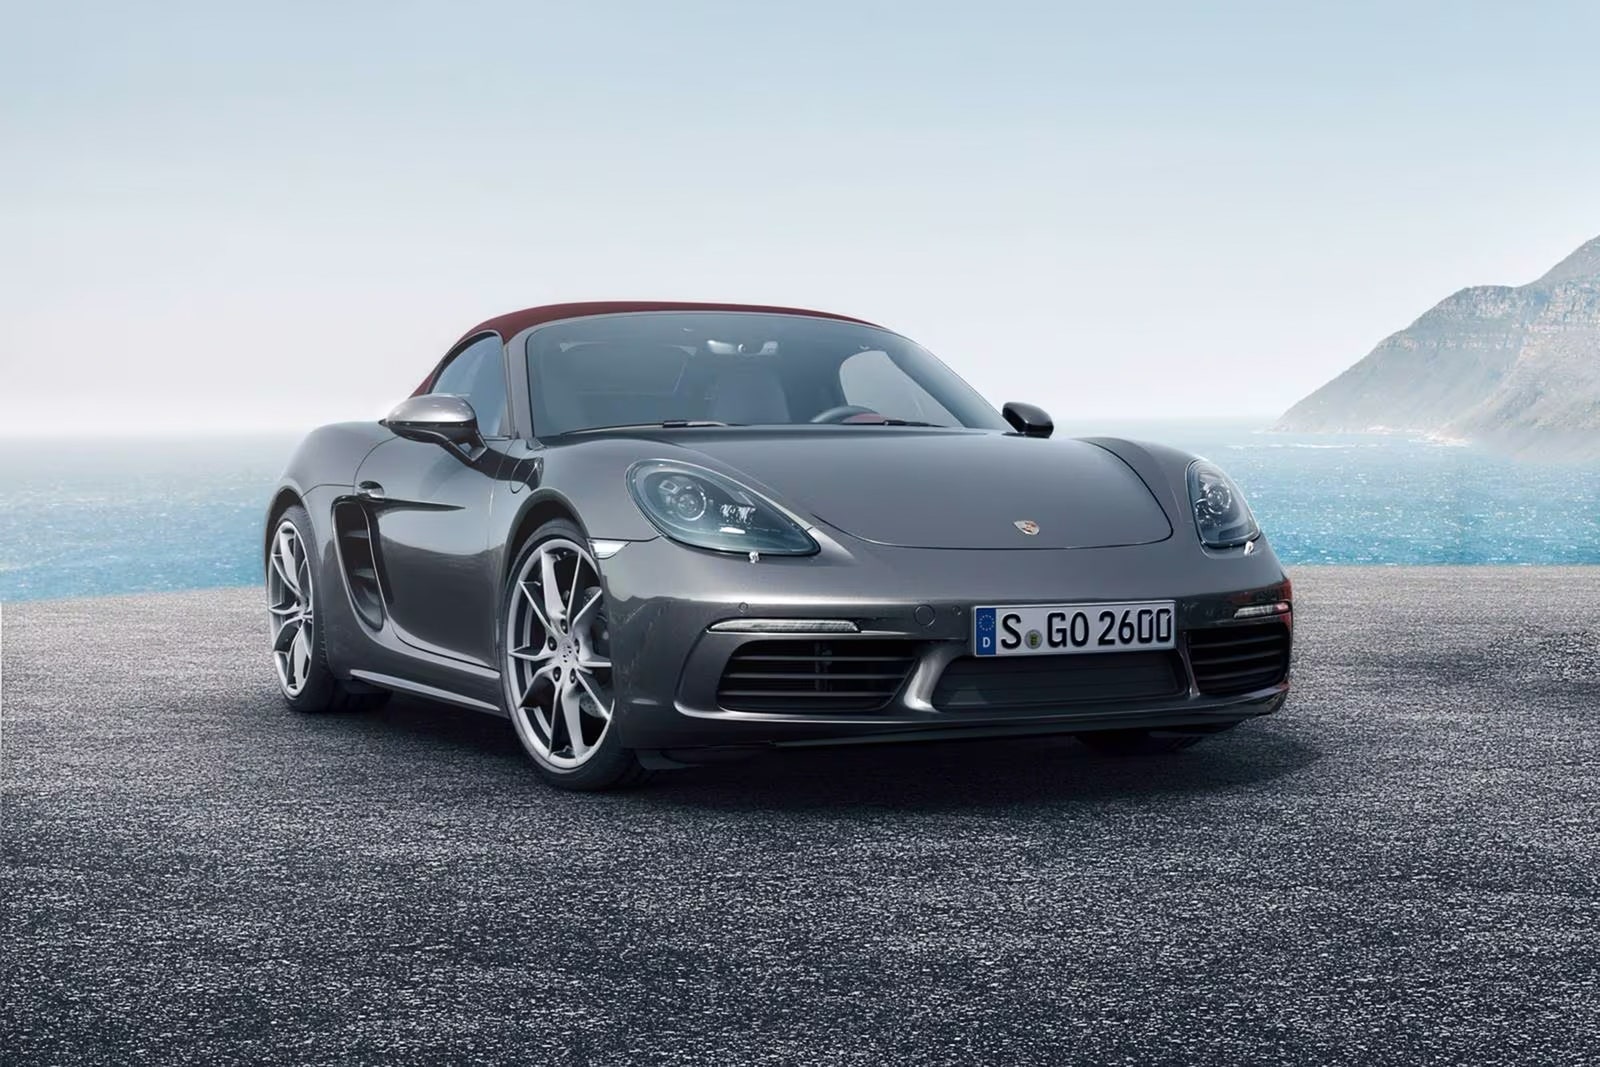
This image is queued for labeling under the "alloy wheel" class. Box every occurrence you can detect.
[505,537,614,768]
[267,519,315,696]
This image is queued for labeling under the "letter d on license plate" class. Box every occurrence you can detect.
[974,601,1176,657]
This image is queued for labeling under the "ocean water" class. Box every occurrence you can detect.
[1089,420,1600,567]
[1,423,1597,602]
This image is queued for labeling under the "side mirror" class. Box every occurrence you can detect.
[383,394,484,452]
[1002,401,1053,439]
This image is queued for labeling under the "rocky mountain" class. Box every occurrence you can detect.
[1276,235,1600,460]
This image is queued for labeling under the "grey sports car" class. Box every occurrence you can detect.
[265,301,1293,789]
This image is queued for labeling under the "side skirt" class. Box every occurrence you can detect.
[348,669,508,718]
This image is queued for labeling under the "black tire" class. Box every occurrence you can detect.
[1076,723,1238,756]
[267,504,388,714]
[501,519,649,791]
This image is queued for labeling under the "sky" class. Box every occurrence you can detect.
[3,0,1598,434]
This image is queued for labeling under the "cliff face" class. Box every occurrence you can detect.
[1276,236,1600,460]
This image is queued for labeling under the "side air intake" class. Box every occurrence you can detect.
[332,500,385,629]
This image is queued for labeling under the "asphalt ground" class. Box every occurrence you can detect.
[3,568,1599,1065]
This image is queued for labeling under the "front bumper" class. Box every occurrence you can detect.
[598,530,1293,753]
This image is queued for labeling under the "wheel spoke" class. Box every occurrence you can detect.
[575,671,610,720]
[283,529,304,594]
[539,548,565,629]
[518,663,556,708]
[291,627,311,686]
[519,582,555,639]
[565,556,585,621]
[578,653,611,670]
[510,645,554,663]
[272,533,299,595]
[559,682,588,759]
[273,616,300,653]
[570,588,602,628]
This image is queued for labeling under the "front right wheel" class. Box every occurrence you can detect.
[502,520,647,791]
[266,504,387,714]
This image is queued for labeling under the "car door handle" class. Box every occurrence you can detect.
[357,480,386,501]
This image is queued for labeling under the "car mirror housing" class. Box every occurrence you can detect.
[1002,401,1053,438]
[383,394,484,454]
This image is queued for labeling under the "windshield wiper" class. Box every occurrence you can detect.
[565,420,740,435]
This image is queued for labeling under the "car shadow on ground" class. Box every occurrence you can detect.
[358,696,528,762]
[366,695,1321,812]
[647,730,1320,813]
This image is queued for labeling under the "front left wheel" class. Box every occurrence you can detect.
[502,520,648,791]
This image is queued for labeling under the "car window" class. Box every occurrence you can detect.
[838,350,958,425]
[431,334,508,436]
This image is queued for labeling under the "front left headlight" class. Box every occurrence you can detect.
[628,461,818,556]
[1187,459,1260,548]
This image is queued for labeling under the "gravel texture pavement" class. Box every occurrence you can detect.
[3,568,1599,1065]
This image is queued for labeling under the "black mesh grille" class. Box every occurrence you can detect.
[1187,621,1291,695]
[332,500,384,629]
[717,639,918,713]
[932,651,1186,712]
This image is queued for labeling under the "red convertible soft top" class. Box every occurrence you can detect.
[456,300,877,348]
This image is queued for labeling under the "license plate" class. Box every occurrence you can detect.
[974,601,1176,656]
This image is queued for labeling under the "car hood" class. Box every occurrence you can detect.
[661,429,1174,550]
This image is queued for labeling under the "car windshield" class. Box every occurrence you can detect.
[525,311,1009,436]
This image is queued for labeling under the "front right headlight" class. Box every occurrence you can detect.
[1187,460,1260,548]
